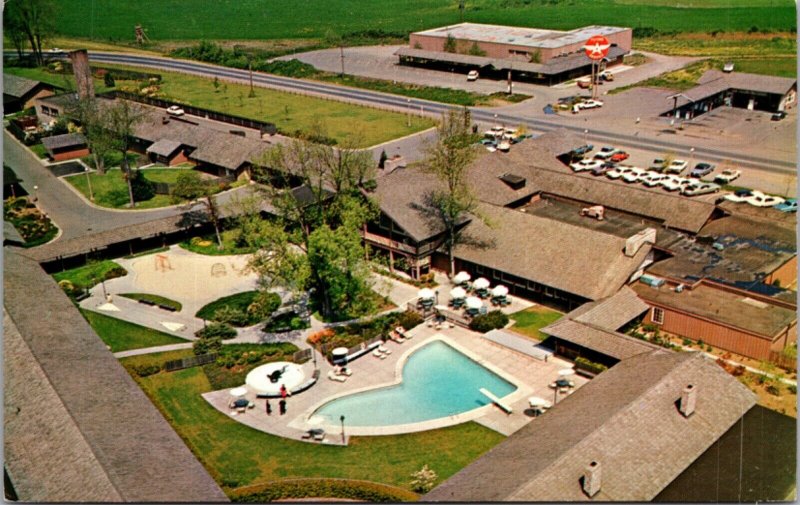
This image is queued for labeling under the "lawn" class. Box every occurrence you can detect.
[179,229,255,256]
[80,309,188,352]
[196,291,280,327]
[65,167,193,209]
[508,306,563,341]
[28,143,48,159]
[119,293,183,311]
[51,0,795,42]
[52,260,127,290]
[120,349,505,495]
[1,65,135,95]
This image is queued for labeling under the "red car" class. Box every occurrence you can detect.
[610,151,629,162]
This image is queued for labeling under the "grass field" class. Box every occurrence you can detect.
[65,167,192,209]
[120,349,505,494]
[119,293,183,311]
[52,260,127,290]
[508,306,563,341]
[50,0,796,42]
[81,309,187,352]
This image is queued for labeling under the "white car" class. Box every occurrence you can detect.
[467,70,479,81]
[166,105,185,116]
[606,165,635,180]
[570,159,604,172]
[664,159,688,173]
[682,183,721,196]
[661,175,687,192]
[593,146,619,161]
[578,99,604,110]
[714,169,741,184]
[745,191,785,207]
[642,171,668,187]
[621,167,647,183]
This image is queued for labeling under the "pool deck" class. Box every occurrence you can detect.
[202,324,586,445]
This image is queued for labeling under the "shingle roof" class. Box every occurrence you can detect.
[454,203,651,300]
[542,319,658,360]
[146,138,184,157]
[571,285,650,330]
[3,250,228,502]
[4,221,25,244]
[425,350,756,502]
[664,70,797,112]
[3,73,43,99]
[372,167,449,242]
[41,132,87,150]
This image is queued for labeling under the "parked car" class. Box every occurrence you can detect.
[714,169,741,184]
[578,99,604,110]
[606,165,635,180]
[467,70,479,81]
[166,105,185,116]
[689,162,716,178]
[724,189,753,203]
[661,175,687,192]
[594,146,618,160]
[591,162,615,176]
[572,144,594,156]
[664,159,688,173]
[682,182,721,196]
[577,79,592,89]
[621,167,647,183]
[775,198,797,212]
[746,191,784,208]
[599,71,614,82]
[771,111,786,121]
[649,158,668,172]
[483,125,505,138]
[610,151,629,162]
[570,159,604,172]
[642,171,667,187]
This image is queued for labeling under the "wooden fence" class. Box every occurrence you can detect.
[768,351,797,372]
[164,352,218,372]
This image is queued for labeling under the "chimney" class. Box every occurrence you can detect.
[582,461,601,498]
[69,49,95,99]
[679,384,696,417]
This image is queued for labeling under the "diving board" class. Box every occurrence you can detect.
[480,388,513,414]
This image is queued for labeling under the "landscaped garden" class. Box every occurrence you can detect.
[308,310,424,358]
[3,196,59,247]
[508,306,563,341]
[53,260,127,299]
[196,291,281,327]
[119,348,505,498]
[119,293,183,312]
[179,230,257,256]
[80,309,187,352]
[65,167,197,209]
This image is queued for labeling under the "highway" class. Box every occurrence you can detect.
[83,51,795,174]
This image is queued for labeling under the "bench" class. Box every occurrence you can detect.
[138,298,156,306]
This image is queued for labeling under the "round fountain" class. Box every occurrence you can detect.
[245,361,305,396]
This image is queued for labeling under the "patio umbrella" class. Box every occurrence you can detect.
[491,285,509,298]
[558,368,574,377]
[453,271,471,284]
[473,277,490,290]
[528,396,548,408]
[418,288,436,300]
[230,386,248,397]
[449,286,467,299]
[465,296,483,310]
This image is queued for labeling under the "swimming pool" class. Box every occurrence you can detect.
[313,340,517,427]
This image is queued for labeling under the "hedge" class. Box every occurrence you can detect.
[575,357,608,375]
[469,310,509,333]
[230,478,419,503]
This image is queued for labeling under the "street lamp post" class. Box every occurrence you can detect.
[340,415,346,444]
[85,167,94,201]
[406,98,411,127]
[33,185,39,202]
[584,129,588,144]
[689,147,695,169]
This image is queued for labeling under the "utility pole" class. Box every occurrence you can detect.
[459,0,465,23]
[340,46,345,77]
[507,60,513,95]
[248,60,255,98]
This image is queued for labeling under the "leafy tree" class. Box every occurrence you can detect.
[5,0,56,67]
[103,72,116,88]
[422,108,479,275]
[66,97,114,174]
[171,171,223,247]
[129,169,155,202]
[468,42,486,56]
[443,33,458,53]
[105,100,146,207]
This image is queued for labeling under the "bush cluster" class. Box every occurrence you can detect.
[575,357,608,375]
[193,335,223,355]
[396,310,424,331]
[469,310,509,333]
[195,322,237,340]
[132,364,161,377]
[232,479,418,503]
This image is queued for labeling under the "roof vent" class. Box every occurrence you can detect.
[679,384,696,418]
[499,173,526,190]
[582,461,601,498]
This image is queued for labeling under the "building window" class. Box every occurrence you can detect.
[476,264,484,274]
[652,307,665,325]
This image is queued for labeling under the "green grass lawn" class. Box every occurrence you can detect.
[120,349,505,495]
[81,309,188,352]
[28,143,48,159]
[508,306,563,341]
[179,229,255,256]
[119,293,183,311]
[52,260,127,290]
[51,0,795,42]
[195,291,279,326]
[1,65,135,94]
[65,167,192,209]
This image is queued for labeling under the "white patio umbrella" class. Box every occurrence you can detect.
[465,296,483,310]
[528,396,548,408]
[453,271,471,284]
[418,288,436,300]
[229,386,248,397]
[558,368,575,377]
[473,277,490,290]
[449,286,467,299]
[491,285,509,298]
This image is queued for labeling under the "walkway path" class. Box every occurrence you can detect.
[114,343,194,359]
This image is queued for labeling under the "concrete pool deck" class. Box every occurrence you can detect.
[202,324,586,444]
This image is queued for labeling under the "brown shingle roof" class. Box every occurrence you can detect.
[571,285,650,329]
[146,138,184,157]
[3,250,228,502]
[542,319,658,360]
[41,132,87,150]
[372,167,447,242]
[454,203,651,300]
[425,350,756,502]
[3,73,44,98]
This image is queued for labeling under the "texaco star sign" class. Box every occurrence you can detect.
[584,35,610,60]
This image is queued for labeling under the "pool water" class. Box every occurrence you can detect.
[313,340,517,426]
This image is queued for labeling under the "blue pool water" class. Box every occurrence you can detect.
[313,340,517,426]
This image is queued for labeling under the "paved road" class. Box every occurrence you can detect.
[81,52,794,173]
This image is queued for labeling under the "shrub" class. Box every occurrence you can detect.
[682,338,692,346]
[246,291,281,320]
[231,479,418,502]
[410,465,438,493]
[213,306,249,326]
[789,385,797,394]
[575,357,608,375]
[132,364,161,377]
[706,345,713,352]
[195,322,237,340]
[697,339,704,347]
[396,310,425,331]
[642,323,657,333]
[308,328,335,345]
[469,310,509,333]
[193,336,223,355]
[103,72,115,88]
[766,383,781,396]
[378,150,388,168]
[130,169,155,202]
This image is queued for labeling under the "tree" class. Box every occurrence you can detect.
[67,96,114,174]
[103,72,116,88]
[105,100,146,207]
[5,0,57,67]
[410,465,438,493]
[4,7,28,60]
[422,108,478,275]
[443,33,458,53]
[171,171,224,247]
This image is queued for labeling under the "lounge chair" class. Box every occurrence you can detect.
[389,332,406,343]
[313,431,325,442]
[334,366,353,376]
[327,370,347,382]
[395,327,410,339]
[378,345,392,355]
[372,349,387,359]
